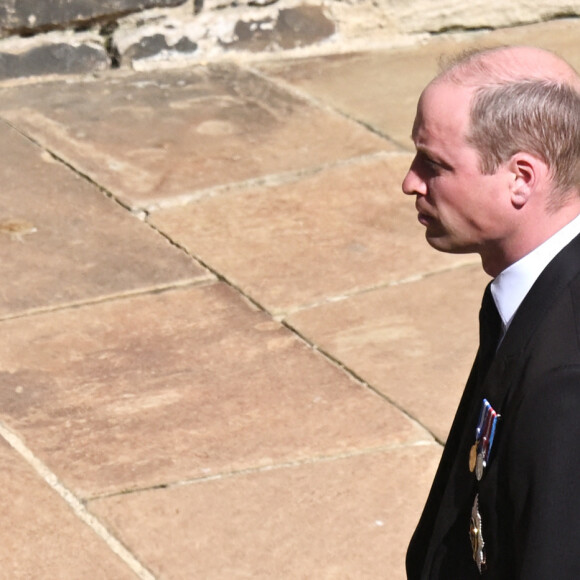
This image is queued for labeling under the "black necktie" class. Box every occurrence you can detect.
[477,283,503,380]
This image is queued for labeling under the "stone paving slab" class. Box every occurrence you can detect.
[90,444,441,579]
[0,282,430,499]
[255,36,466,150]
[0,64,392,211]
[149,155,476,316]
[286,264,490,442]
[0,438,136,579]
[256,19,580,150]
[0,120,207,320]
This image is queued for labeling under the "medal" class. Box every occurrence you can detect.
[469,398,500,480]
[475,451,484,481]
[470,493,486,573]
[469,443,477,472]
[468,400,499,572]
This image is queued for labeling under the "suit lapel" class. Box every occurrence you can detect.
[417,232,580,575]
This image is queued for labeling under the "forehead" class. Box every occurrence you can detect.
[412,81,473,144]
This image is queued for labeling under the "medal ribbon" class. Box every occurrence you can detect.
[474,398,500,468]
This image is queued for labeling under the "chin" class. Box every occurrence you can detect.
[425,235,475,255]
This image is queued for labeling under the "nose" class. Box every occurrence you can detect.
[402,157,427,197]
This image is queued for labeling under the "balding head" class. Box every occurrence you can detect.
[438,45,580,90]
[431,46,580,203]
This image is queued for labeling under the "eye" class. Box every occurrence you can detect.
[417,152,444,176]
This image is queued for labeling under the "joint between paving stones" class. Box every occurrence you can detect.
[0,279,216,323]
[0,420,158,580]
[142,150,403,212]
[281,317,444,445]
[85,442,438,502]
[276,258,481,321]
[145,217,271,313]
[248,63,410,151]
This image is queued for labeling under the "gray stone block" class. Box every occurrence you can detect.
[0,41,109,79]
[224,5,335,51]
[0,0,189,35]
[123,32,197,63]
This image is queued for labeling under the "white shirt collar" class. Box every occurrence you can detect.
[491,212,580,333]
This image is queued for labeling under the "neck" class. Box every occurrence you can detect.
[480,200,580,277]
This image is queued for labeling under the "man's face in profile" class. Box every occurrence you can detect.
[402,81,513,258]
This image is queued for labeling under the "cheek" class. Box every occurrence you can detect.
[430,179,465,211]
[464,190,507,233]
[436,184,486,227]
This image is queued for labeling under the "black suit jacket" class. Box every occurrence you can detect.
[407,232,580,579]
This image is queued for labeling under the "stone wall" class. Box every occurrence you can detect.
[0,0,578,79]
[0,1,188,36]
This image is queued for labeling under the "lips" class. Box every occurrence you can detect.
[417,212,431,226]
[415,203,435,226]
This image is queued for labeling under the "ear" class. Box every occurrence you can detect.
[508,153,547,209]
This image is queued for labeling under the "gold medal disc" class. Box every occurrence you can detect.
[469,443,477,472]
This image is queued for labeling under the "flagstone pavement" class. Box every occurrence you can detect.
[0,17,578,579]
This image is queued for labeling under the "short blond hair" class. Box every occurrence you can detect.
[439,47,580,203]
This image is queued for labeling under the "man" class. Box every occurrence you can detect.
[402,45,580,578]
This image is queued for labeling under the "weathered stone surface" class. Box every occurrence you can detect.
[0,0,575,80]
[0,120,207,319]
[203,0,286,10]
[0,65,390,210]
[0,283,429,497]
[0,439,136,579]
[0,39,108,79]
[90,445,441,579]
[122,32,197,63]
[150,155,477,315]
[257,36,469,150]
[113,1,342,68]
[0,2,575,78]
[0,0,188,36]
[224,5,335,51]
[112,5,203,69]
[383,0,580,34]
[286,264,489,442]
[1,0,577,43]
